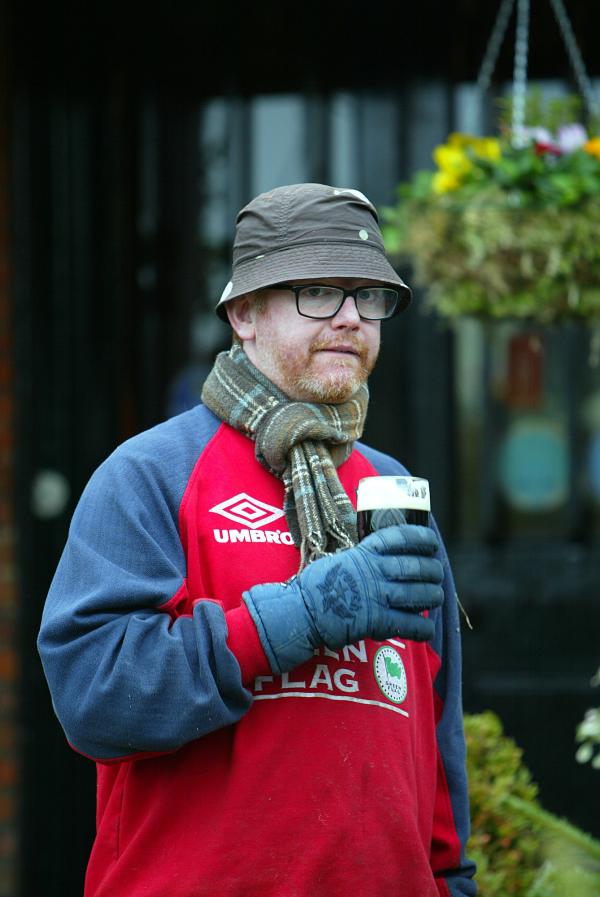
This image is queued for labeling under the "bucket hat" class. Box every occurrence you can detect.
[215,183,411,320]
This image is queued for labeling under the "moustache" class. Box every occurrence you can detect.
[309,338,367,360]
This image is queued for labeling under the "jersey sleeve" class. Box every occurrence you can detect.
[354,443,476,895]
[429,517,477,897]
[37,424,265,763]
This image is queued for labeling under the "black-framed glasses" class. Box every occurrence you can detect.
[267,283,402,321]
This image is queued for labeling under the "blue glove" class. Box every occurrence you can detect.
[243,525,444,674]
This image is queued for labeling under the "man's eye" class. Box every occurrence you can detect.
[305,287,328,298]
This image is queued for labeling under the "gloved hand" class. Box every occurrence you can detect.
[243,525,444,674]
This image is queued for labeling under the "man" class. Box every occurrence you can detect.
[38,183,476,896]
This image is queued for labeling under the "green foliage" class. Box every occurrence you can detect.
[465,711,600,896]
[382,194,600,322]
[465,711,542,895]
[495,89,600,137]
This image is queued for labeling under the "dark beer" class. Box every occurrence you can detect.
[356,476,430,540]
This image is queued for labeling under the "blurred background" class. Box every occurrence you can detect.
[1,0,600,894]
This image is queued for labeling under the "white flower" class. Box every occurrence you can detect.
[556,123,588,153]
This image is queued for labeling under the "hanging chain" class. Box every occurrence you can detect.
[548,0,600,119]
[476,0,517,94]
[477,0,599,132]
[511,0,531,145]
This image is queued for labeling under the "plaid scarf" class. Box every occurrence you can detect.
[201,344,368,569]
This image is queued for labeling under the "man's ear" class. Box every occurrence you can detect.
[226,294,257,342]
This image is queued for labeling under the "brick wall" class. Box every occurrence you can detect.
[0,7,19,894]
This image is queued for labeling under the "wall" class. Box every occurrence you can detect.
[0,2,19,891]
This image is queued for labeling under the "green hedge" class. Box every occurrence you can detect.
[465,711,600,896]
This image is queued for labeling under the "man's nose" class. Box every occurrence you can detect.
[331,294,361,327]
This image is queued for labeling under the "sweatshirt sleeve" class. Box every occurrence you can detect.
[37,423,260,763]
[353,442,477,894]
[429,517,477,897]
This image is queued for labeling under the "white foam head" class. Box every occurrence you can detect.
[356,476,430,512]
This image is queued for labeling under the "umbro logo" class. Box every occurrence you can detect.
[209,493,285,529]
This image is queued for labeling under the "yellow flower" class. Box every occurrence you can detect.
[447,132,502,162]
[430,132,500,193]
[433,144,473,177]
[432,170,461,194]
[447,132,478,149]
[584,137,600,160]
[473,137,502,161]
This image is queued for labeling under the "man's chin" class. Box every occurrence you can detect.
[295,371,365,404]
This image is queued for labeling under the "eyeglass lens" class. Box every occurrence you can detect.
[297,286,398,320]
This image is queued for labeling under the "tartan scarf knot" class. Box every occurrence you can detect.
[201,344,369,569]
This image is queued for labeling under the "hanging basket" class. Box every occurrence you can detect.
[382,0,600,324]
[382,136,600,322]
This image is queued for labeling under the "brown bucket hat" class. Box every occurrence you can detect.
[215,183,412,320]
